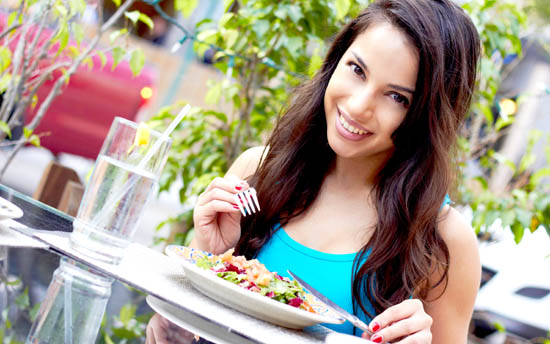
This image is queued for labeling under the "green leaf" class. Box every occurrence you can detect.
[223,0,235,13]
[285,36,303,58]
[252,20,270,39]
[495,116,514,131]
[335,0,351,20]
[55,3,68,17]
[175,0,198,18]
[500,210,515,228]
[31,94,38,109]
[119,304,136,325]
[124,10,140,25]
[515,208,532,229]
[96,50,107,68]
[109,28,128,43]
[530,168,550,186]
[129,49,145,77]
[205,81,223,105]
[68,0,86,16]
[519,152,536,173]
[492,152,516,173]
[0,73,11,93]
[0,121,11,139]
[71,22,84,46]
[29,134,41,147]
[55,25,70,55]
[104,333,115,344]
[139,12,154,30]
[112,46,125,70]
[0,46,12,73]
[23,127,32,139]
[7,11,19,27]
[493,321,506,333]
[286,4,303,24]
[59,68,70,86]
[15,287,30,309]
[29,302,41,322]
[511,222,525,244]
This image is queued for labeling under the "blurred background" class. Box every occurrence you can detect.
[0,0,548,343]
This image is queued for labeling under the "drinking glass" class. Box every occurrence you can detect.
[70,117,172,264]
[26,258,113,344]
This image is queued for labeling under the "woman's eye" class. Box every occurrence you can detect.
[390,93,410,107]
[349,62,364,77]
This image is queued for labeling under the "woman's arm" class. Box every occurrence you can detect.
[425,206,481,342]
[363,207,480,343]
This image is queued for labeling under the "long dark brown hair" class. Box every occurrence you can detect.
[235,0,481,320]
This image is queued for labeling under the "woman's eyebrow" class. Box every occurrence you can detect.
[351,51,415,95]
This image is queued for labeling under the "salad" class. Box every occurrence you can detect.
[195,249,316,313]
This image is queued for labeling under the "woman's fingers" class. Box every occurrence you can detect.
[203,175,248,194]
[367,299,432,343]
[145,314,196,344]
[198,187,242,208]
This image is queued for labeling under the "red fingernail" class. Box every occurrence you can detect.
[371,334,383,343]
[232,204,239,209]
[235,186,242,191]
[371,322,381,332]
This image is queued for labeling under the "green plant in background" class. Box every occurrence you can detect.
[151,0,548,247]
[98,286,153,344]
[0,284,41,343]
[0,0,151,180]
[456,0,550,243]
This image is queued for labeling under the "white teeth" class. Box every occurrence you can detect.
[339,114,368,135]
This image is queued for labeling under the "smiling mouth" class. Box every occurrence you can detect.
[338,112,370,135]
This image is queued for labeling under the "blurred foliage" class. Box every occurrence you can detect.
[150,0,549,246]
[0,0,149,179]
[0,283,40,343]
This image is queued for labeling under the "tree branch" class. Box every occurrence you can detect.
[0,0,136,180]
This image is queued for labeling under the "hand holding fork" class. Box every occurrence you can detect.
[234,187,260,217]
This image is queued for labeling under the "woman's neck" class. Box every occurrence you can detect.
[328,155,387,191]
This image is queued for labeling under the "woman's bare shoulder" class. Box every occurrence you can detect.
[437,206,478,251]
[426,206,480,340]
[226,146,268,179]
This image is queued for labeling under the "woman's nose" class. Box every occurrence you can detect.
[346,87,376,120]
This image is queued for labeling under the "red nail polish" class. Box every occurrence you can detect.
[235,186,242,191]
[372,334,383,343]
[371,322,381,332]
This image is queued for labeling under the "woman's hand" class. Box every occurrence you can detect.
[193,174,248,254]
[145,313,196,344]
[362,299,432,343]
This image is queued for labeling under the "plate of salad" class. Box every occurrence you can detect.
[165,245,345,329]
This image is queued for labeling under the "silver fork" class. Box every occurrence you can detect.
[234,187,260,216]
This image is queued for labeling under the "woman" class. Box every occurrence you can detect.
[148,0,481,342]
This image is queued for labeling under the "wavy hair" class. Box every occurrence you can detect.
[235,0,480,320]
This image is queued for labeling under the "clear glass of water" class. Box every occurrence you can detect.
[26,258,113,344]
[70,117,172,264]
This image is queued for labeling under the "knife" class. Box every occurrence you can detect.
[288,269,376,338]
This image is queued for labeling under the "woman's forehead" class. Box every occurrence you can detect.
[347,23,419,88]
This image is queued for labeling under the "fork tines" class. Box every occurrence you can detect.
[234,187,260,216]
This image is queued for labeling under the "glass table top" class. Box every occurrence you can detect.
[0,184,334,344]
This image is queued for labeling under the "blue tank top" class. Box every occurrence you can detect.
[256,195,452,335]
[256,224,374,335]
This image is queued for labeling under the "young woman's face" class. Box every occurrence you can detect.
[324,22,418,162]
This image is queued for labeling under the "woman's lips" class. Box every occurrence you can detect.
[335,108,372,141]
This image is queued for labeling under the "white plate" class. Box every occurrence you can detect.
[0,197,23,221]
[165,245,345,329]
